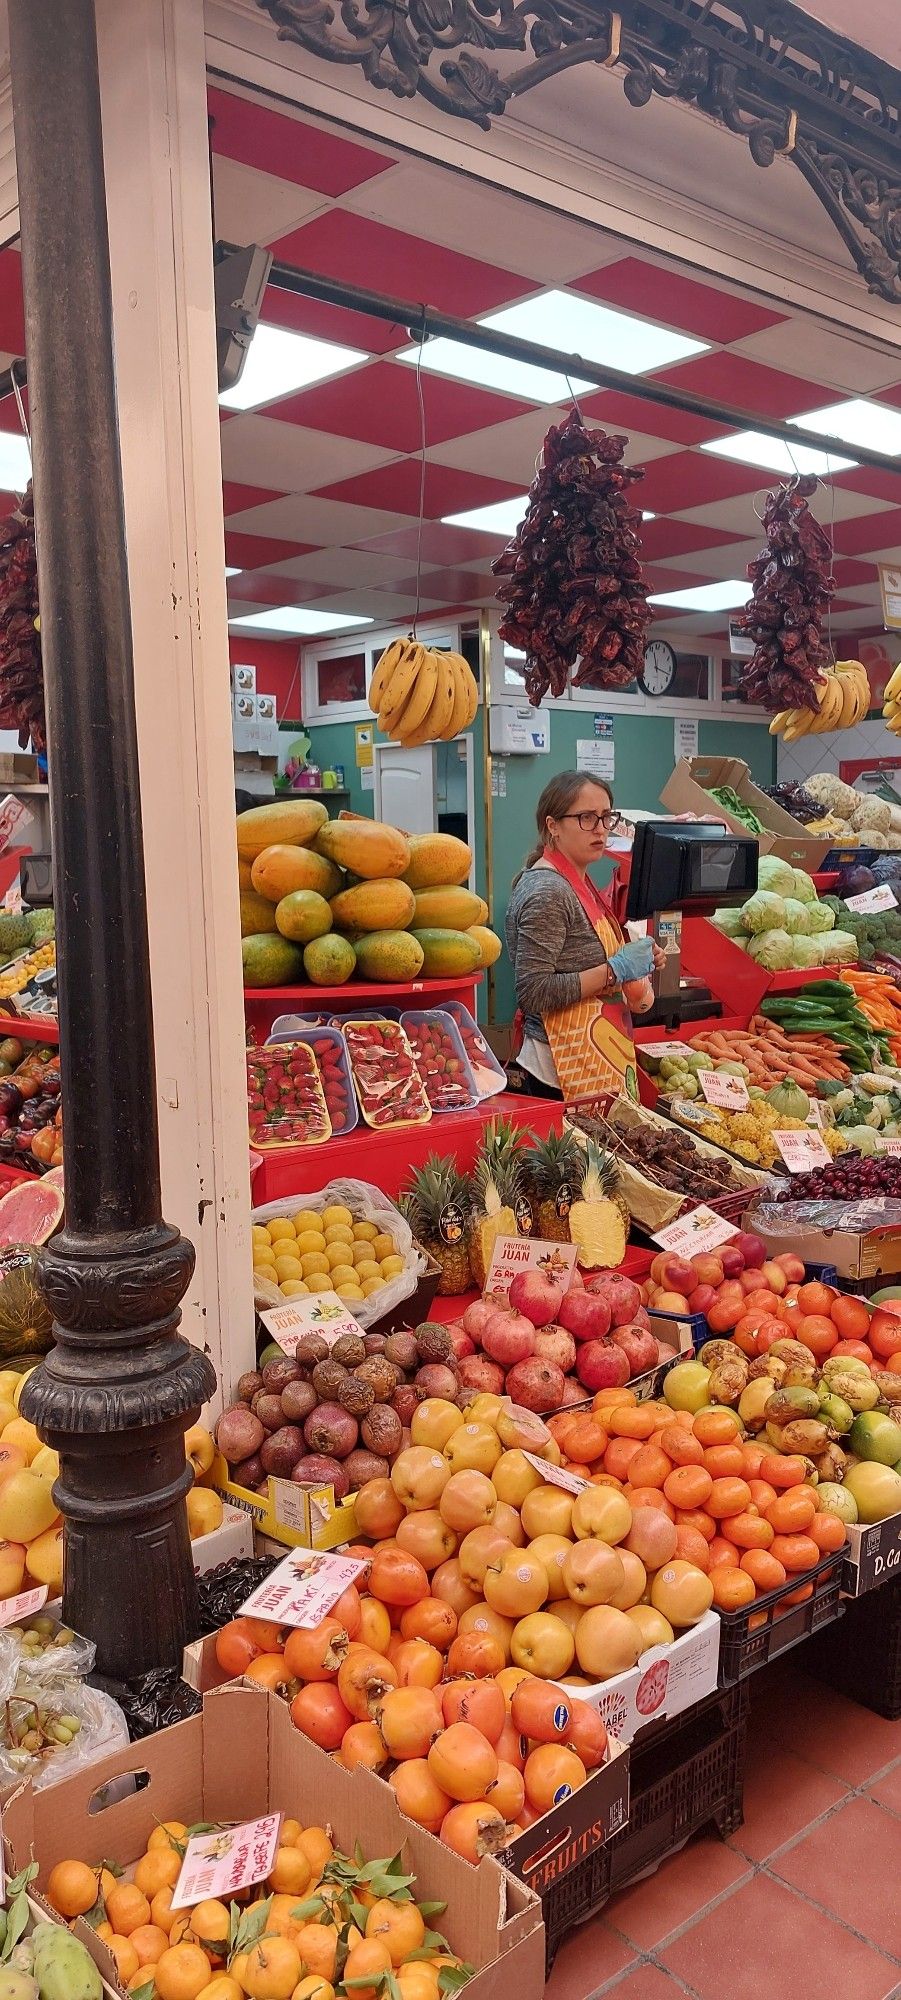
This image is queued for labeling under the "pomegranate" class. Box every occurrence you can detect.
[558,1290,612,1342]
[560,1375,585,1406]
[445,1326,476,1361]
[534,1324,577,1373]
[457,1355,506,1396]
[482,1311,536,1367]
[505,1357,566,1412]
[290,1453,351,1499]
[611,1324,659,1376]
[508,1270,564,1328]
[575,1338,630,1392]
[461,1299,496,1341]
[586,1274,642,1326]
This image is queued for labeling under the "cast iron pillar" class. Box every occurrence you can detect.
[7,0,217,1682]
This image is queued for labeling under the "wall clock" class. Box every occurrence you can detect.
[639,639,677,697]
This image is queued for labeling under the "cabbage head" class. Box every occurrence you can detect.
[747,928,794,969]
[782,898,812,936]
[805,901,836,935]
[789,934,822,968]
[756,855,796,899]
[741,890,787,934]
[711,907,745,937]
[820,929,858,963]
[789,868,817,904]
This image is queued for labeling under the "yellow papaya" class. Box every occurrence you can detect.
[315,816,410,880]
[240,889,278,938]
[402,832,472,889]
[467,924,502,967]
[329,878,415,933]
[411,886,484,929]
[409,928,482,976]
[237,799,328,859]
[251,843,342,902]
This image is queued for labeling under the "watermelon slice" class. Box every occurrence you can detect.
[41,1165,64,1193]
[0,1181,63,1247]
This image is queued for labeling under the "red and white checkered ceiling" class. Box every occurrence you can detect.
[3,81,901,646]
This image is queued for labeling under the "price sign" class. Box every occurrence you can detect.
[0,1586,48,1628]
[846,884,898,913]
[773,1128,831,1171]
[876,1136,901,1155]
[172,1815,283,1910]
[484,1235,578,1300]
[522,1452,588,1494]
[652,1206,739,1257]
[805,1101,824,1128]
[259,1291,365,1354]
[637,1042,695,1061]
[240,1548,367,1628]
[697,1069,750,1110]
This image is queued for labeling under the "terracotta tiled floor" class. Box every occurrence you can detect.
[545,1662,901,2000]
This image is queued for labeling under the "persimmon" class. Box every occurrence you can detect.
[375,1685,443,1760]
[458,1603,515,1657]
[721,1512,774,1551]
[808,1513,847,1554]
[702,1445,745,1479]
[358,1596,392,1654]
[428,1722,497,1802]
[391,1639,444,1688]
[389,1758,452,1834]
[440,1801,507,1862]
[441,1675,506,1743]
[765,1490,817,1535]
[692,1409,742,1446]
[523,1743,586,1812]
[446,1630,505,1679]
[711,1568,756,1611]
[658,1426,704,1466]
[398,1605,454,1655]
[768,1533,820,1573]
[706,1477,752,1520]
[244,1653,296,1695]
[215,1619,267,1678]
[662,1465,713,1511]
[340,1721,388,1772]
[368,1548,430,1608]
[283,1619,347,1683]
[740,1550,787,1593]
[330,1586,362,1638]
[289,1684,352,1751]
[511,1678,571,1743]
[336,1647,397,1721]
[496,1664,534,1710]
[496,1718,526,1769]
[626,1443,670,1489]
[565,1701,609,1770]
[485,1759,526,1820]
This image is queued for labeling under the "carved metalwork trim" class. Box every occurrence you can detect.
[255,0,901,300]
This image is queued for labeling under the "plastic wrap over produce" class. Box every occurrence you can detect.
[252,1177,425,1326]
[749,1195,901,1235]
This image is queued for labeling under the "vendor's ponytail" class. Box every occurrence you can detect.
[513,770,613,885]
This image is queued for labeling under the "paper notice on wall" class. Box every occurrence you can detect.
[674,717,699,762]
[360,766,374,791]
[577,734,614,782]
[879,563,901,631]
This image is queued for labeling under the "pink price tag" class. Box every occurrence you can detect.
[652,1206,739,1258]
[877,1136,901,1156]
[172,1814,283,1909]
[0,1586,48,1628]
[697,1070,750,1110]
[240,1549,367,1629]
[846,884,897,914]
[259,1292,365,1354]
[522,1451,588,1495]
[773,1128,831,1171]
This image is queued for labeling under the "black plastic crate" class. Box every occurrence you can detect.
[541,1684,748,1975]
[806,1575,901,1721]
[717,1550,844,1684]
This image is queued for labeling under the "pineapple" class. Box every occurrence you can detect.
[404,1154,473,1296]
[468,1117,527,1290]
[568,1140,629,1269]
[528,1129,585,1242]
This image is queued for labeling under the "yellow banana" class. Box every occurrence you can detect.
[461,657,479,728]
[369,636,408,713]
[813,674,843,733]
[392,648,439,741]
[442,654,471,740]
[783,705,816,742]
[379,644,427,731]
[885,662,901,701]
[421,654,457,741]
[769,710,790,735]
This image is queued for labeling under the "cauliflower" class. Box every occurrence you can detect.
[819,929,858,963]
[711,906,746,937]
[756,855,797,898]
[741,890,787,934]
[782,898,812,935]
[789,934,823,968]
[805,900,836,935]
[851,796,891,832]
[747,927,794,969]
[789,868,817,904]
[805,774,859,820]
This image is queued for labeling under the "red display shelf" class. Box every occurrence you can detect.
[0,1014,58,1043]
[764,967,846,992]
[251,1092,562,1205]
[244,973,483,1040]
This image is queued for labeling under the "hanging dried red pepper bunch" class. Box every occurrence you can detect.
[0,482,43,752]
[492,409,650,705]
[734,474,835,713]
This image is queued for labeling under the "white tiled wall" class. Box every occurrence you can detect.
[777,714,901,788]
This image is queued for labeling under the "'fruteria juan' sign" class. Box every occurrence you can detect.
[240,1549,367,1628]
[773,1128,830,1171]
[846,884,897,914]
[172,1816,283,1909]
[652,1206,739,1258]
[485,1235,578,1300]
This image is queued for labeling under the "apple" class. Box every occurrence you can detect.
[687,1284,718,1315]
[611,1324,659,1375]
[689,1254,725,1288]
[508,1270,564,1328]
[559,1290,612,1342]
[653,1290,692,1313]
[773,1253,805,1284]
[719,1246,746,1278]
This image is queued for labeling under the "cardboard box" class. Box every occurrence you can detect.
[178,1644,629,1915]
[0,754,38,785]
[3,1688,544,2000]
[192,1504,254,1576]
[751,1214,901,1280]
[558,1309,697,1417]
[660,756,831,868]
[841,1509,901,1597]
[557,1610,721,1743]
[211,1452,358,1551]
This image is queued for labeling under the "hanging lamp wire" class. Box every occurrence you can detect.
[411,308,428,640]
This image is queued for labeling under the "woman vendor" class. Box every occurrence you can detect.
[505,770,664,1099]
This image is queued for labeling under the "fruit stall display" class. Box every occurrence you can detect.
[0,907,56,1009]
[0,1036,62,1176]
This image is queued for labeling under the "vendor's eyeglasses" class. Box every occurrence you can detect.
[559,810,618,832]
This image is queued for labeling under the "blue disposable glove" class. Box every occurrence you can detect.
[609,938,655,983]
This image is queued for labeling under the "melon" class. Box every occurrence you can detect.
[251,844,342,903]
[329,879,416,934]
[402,833,472,890]
[303,935,356,986]
[468,924,502,968]
[240,890,278,938]
[315,817,410,881]
[353,931,426,982]
[237,799,328,860]
[242,933,305,988]
[0,1246,55,1364]
[275,890,333,943]
[411,886,484,930]
[0,1184,63,1249]
[409,928,482,976]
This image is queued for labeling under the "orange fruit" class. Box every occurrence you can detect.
[128,1970,160,1995]
[625,1444,670,1489]
[658,1426,704,1466]
[796,1280,836,1316]
[188,1904,230,1955]
[242,1937,302,2000]
[758,1454,808,1489]
[809,1514,847,1554]
[706,1477,752,1520]
[829,1294,870,1341]
[364,1901,425,1966]
[711,1568,756,1611]
[151,1889,180,1937]
[148,1822,188,1853]
[796,1314,838,1360]
[765,1490,817,1535]
[707,1536,740,1571]
[721,1512,774,1551]
[702,1445,745,1479]
[296,1827,333,1880]
[740,1550,787,1592]
[662,1466,712,1510]
[107,1885,153,1938]
[107,1937,140,1985]
[130,1926,171,1967]
[768,1533,820,1573]
[606,1406,656,1439]
[692,1410,741,1447]
[293,1927,338,1981]
[674,1507,716,1543]
[135,1849,182,1898]
[747,1480,778,1513]
[46,1861,99,1918]
[155,1944,215,2000]
[267,1848,312,1897]
[341,1941,392,2000]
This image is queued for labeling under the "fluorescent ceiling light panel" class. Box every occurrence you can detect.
[219,323,368,412]
[647,581,752,611]
[443,496,527,535]
[700,430,855,476]
[225,567,242,577]
[789,397,901,457]
[229,607,373,634]
[401,291,706,403]
[0,432,32,490]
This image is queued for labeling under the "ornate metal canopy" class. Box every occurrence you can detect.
[257,0,901,303]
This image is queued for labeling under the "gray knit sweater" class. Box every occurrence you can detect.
[505,867,609,1044]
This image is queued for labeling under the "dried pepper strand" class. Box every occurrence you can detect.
[491,410,650,705]
[734,474,835,714]
[0,483,44,752]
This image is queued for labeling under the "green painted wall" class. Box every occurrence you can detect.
[307,710,774,1026]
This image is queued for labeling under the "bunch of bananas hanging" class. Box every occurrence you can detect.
[882,659,901,736]
[769,659,871,741]
[369,637,479,745]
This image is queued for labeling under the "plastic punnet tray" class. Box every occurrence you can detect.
[400,1008,480,1113]
[442,999,507,1098]
[343,1018,432,1130]
[266,1023,358,1138]
[246,1040,332,1150]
